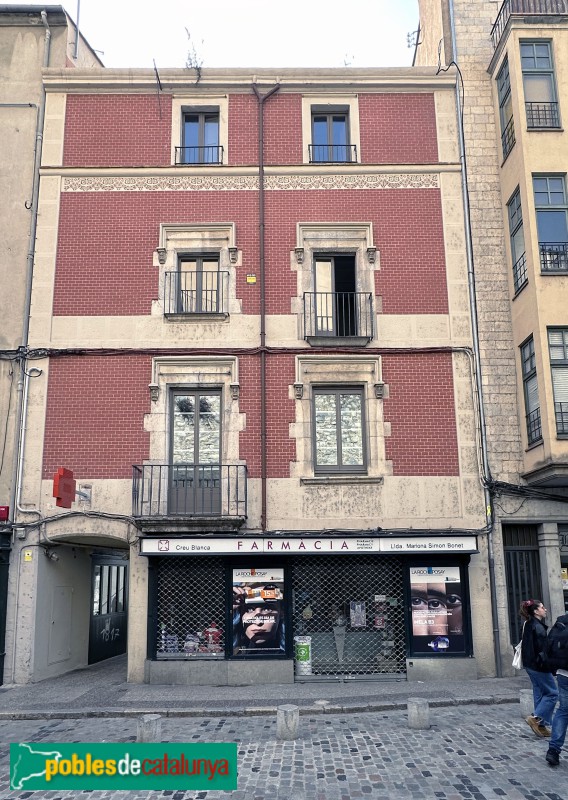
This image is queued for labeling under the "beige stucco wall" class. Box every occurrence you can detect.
[415,1,568,673]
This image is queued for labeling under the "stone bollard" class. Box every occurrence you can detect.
[277,704,300,741]
[520,689,533,719]
[137,713,162,743]
[407,697,430,730]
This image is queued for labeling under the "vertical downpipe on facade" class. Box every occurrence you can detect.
[252,83,280,531]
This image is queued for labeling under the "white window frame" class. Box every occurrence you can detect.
[171,95,229,166]
[301,95,360,165]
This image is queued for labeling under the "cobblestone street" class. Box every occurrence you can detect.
[1,703,565,800]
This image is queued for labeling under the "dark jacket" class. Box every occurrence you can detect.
[521,616,553,672]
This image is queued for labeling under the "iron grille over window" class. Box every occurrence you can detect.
[291,554,406,676]
[526,101,560,128]
[521,337,542,445]
[508,187,527,293]
[132,464,247,518]
[153,556,225,659]
[164,270,228,315]
[534,176,568,272]
[304,292,373,339]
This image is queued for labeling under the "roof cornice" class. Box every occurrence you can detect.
[42,66,457,93]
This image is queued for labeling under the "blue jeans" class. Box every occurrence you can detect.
[550,674,568,754]
[525,667,558,726]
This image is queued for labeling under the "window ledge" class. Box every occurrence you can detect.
[301,476,384,486]
[527,126,564,133]
[164,312,229,322]
[306,336,371,347]
[525,439,544,452]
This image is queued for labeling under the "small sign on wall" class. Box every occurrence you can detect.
[24,550,33,562]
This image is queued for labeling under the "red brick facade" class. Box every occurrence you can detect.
[54,188,446,317]
[62,91,438,168]
[43,85,461,486]
[42,355,152,479]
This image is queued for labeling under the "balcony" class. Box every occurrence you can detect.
[539,242,568,273]
[492,0,568,50]
[303,292,374,345]
[308,144,357,163]
[132,464,247,531]
[513,252,528,294]
[175,145,224,165]
[526,407,542,445]
[164,271,229,316]
[556,402,568,435]
[526,101,561,128]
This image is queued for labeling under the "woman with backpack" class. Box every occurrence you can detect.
[519,599,558,737]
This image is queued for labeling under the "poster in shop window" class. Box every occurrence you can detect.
[409,566,464,655]
[232,568,285,656]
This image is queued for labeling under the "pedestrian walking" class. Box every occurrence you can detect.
[519,599,558,737]
[544,612,568,767]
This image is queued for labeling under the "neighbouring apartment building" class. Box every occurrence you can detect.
[0,5,101,684]
[415,0,568,670]
[4,55,503,685]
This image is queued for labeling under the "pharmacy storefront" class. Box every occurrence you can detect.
[141,534,478,685]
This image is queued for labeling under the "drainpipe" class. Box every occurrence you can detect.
[2,10,52,686]
[10,9,51,520]
[252,83,280,532]
[447,0,502,676]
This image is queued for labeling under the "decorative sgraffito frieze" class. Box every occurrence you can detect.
[62,175,259,192]
[62,172,439,193]
[265,173,439,190]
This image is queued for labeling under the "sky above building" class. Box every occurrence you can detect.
[6,0,419,69]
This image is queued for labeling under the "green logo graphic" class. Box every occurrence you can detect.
[10,742,237,791]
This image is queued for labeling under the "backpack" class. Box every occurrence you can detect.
[546,614,568,670]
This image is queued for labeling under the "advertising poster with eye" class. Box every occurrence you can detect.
[232,568,285,656]
[409,566,464,655]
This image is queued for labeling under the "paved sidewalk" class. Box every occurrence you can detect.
[0,655,532,718]
[1,702,565,799]
[2,659,566,800]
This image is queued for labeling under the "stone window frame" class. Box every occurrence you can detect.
[291,222,379,343]
[153,223,241,320]
[171,95,229,166]
[291,355,390,484]
[145,356,245,466]
[301,94,361,165]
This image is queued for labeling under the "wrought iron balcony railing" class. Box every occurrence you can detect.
[133,464,247,519]
[539,242,568,272]
[501,116,515,160]
[526,407,542,445]
[164,271,229,315]
[526,101,560,128]
[175,145,224,165]
[556,402,568,435]
[304,292,374,341]
[492,0,568,49]
[512,252,528,294]
[308,144,357,163]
